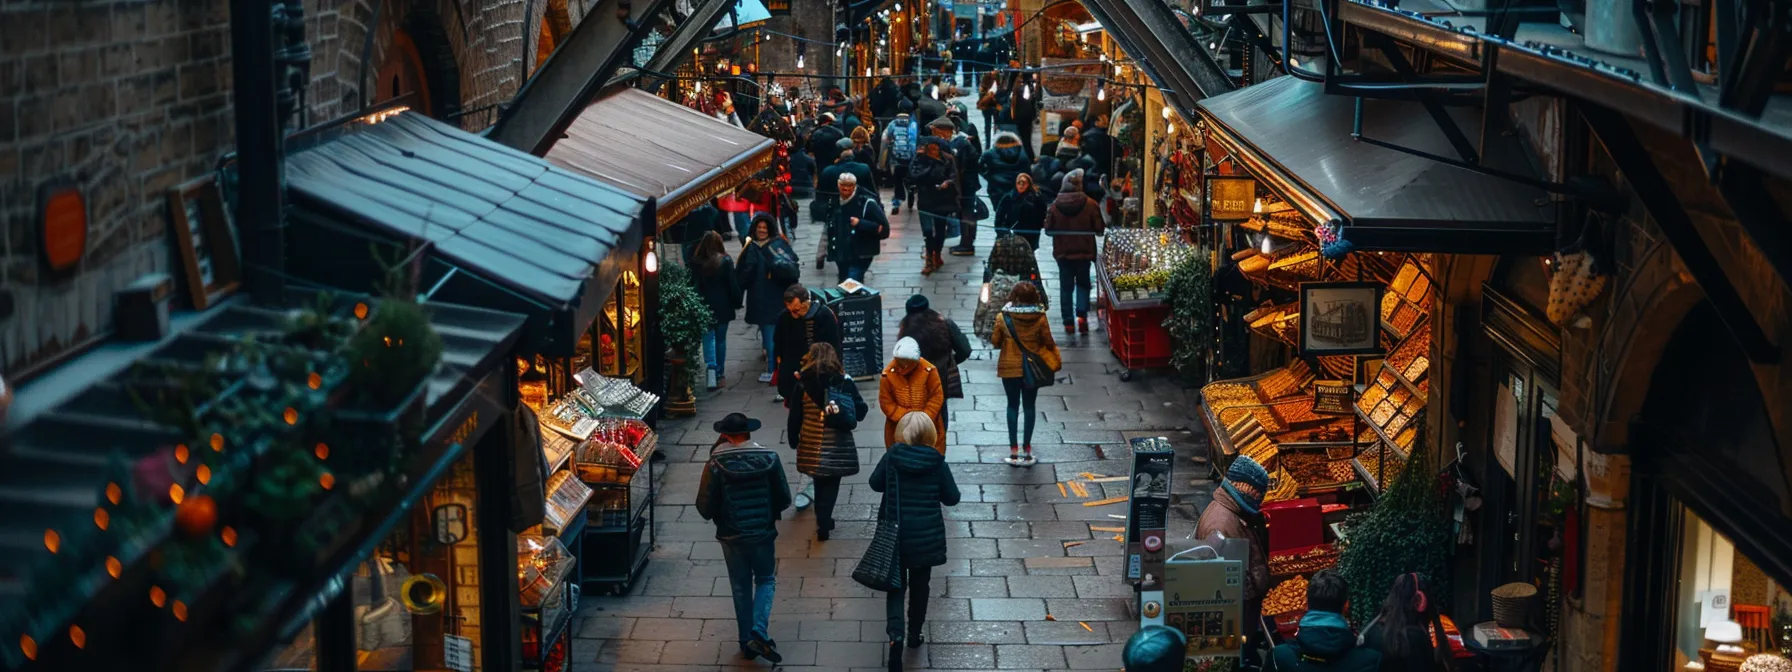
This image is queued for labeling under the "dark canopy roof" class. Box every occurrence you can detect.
[285,112,648,353]
[1197,76,1556,253]
[545,87,775,228]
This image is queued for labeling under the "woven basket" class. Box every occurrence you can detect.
[1492,582,1538,628]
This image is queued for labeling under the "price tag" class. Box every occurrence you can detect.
[444,634,474,672]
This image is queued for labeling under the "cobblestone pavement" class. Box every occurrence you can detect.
[570,97,1217,671]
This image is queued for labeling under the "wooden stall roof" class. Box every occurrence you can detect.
[545,87,776,228]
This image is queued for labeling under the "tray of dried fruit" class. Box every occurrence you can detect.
[1269,543,1339,578]
[1244,302,1301,347]
[1352,442,1409,494]
[1353,348,1426,459]
[1379,258,1435,341]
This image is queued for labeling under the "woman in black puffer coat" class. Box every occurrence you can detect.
[870,412,961,670]
[691,231,741,388]
[797,343,866,541]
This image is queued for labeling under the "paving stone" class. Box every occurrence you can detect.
[927,644,999,668]
[1006,575,1079,599]
[996,644,1070,668]
[801,619,865,641]
[971,520,1033,538]
[1044,597,1135,621]
[1065,643,1129,668]
[971,597,1049,621]
[1072,574,1140,599]
[995,502,1062,522]
[1023,620,1111,645]
[926,620,1029,644]
[814,641,888,667]
[947,576,1011,598]
[656,639,725,665]
[999,537,1072,559]
[946,536,1001,559]
[576,616,636,640]
[1022,557,1097,575]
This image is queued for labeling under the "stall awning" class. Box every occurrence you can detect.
[1196,76,1556,253]
[714,0,771,32]
[545,87,776,229]
[286,111,649,354]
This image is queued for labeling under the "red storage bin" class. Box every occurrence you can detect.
[1106,304,1172,369]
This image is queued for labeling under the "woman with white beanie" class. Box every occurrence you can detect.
[878,337,947,454]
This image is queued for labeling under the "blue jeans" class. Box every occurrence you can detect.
[702,322,729,378]
[836,259,867,282]
[1056,259,1092,325]
[720,540,778,647]
[759,324,776,375]
[733,211,753,239]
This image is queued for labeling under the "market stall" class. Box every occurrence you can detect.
[1097,229,1200,379]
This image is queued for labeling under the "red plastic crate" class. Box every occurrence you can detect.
[1106,304,1172,369]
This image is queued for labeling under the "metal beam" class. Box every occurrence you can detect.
[1581,103,1780,363]
[486,0,674,155]
[610,0,739,91]
[1714,161,1792,287]
[1376,36,1480,164]
[1634,0,1699,93]
[1718,10,1792,118]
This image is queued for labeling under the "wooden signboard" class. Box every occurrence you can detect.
[167,175,241,310]
[1312,380,1352,415]
[1208,176,1256,221]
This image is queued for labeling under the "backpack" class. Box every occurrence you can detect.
[889,119,918,161]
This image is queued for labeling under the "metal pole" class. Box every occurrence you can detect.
[232,0,287,304]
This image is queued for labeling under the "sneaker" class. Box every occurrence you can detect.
[1004,448,1023,466]
[1020,453,1038,467]
[758,372,774,383]
[773,394,785,403]
[794,491,813,509]
[891,204,902,215]
[747,638,783,664]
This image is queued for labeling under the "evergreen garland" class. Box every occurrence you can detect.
[1333,428,1454,625]
[1162,252,1214,386]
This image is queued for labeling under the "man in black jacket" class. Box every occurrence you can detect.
[806,112,847,167]
[822,172,888,282]
[944,114,984,256]
[910,128,961,275]
[774,283,842,411]
[815,138,878,241]
[870,69,902,123]
[696,413,793,664]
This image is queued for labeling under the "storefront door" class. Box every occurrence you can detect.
[1482,356,1560,595]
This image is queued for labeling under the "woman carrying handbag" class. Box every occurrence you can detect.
[865,412,960,672]
[796,342,866,541]
[989,281,1062,466]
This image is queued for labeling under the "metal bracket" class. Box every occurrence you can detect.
[1376,35,1481,164]
[1634,0,1700,93]
[617,0,738,92]
[1581,103,1780,363]
[487,0,675,155]
[1717,1,1792,118]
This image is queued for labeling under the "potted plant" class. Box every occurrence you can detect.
[658,264,714,417]
[1161,252,1213,386]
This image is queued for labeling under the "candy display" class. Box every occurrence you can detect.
[1102,229,1203,297]
[518,535,575,607]
[1265,574,1309,616]
[1269,544,1339,576]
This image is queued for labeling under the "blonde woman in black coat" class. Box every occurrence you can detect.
[872,412,961,671]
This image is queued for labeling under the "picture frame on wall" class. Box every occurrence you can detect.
[167,174,241,310]
[1299,281,1384,357]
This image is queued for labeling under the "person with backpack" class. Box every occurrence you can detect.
[1044,169,1105,335]
[795,342,866,541]
[1359,573,1453,672]
[695,413,793,664]
[822,172,889,282]
[880,101,920,215]
[738,216,800,384]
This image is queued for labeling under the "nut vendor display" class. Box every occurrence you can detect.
[1097,229,1204,379]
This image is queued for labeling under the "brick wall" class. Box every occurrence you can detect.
[0,0,545,378]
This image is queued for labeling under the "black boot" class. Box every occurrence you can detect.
[888,641,904,672]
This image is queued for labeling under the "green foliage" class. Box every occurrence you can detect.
[346,299,445,408]
[1162,251,1214,386]
[1333,431,1454,625]
[659,264,716,392]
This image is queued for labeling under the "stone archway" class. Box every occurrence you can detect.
[1587,238,1704,452]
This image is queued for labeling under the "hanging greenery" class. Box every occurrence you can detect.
[1162,251,1214,386]
[658,264,716,397]
[1333,429,1454,625]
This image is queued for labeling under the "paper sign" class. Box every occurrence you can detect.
[1700,589,1732,628]
[444,634,475,672]
[1493,383,1518,478]
[1312,380,1352,415]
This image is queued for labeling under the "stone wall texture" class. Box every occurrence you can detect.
[0,0,553,378]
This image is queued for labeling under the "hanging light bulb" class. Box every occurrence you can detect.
[1208,41,1217,50]
[866,66,873,77]
[1167,121,1176,134]
[1253,198,1263,213]
[797,54,806,69]
[1097,84,1106,101]
[895,1,901,8]
[1260,234,1272,254]
[1162,105,1172,120]
[1290,57,1301,68]
[1022,83,1031,100]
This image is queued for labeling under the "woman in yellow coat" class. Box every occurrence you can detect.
[879,337,947,453]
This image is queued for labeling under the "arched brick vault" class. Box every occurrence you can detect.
[343,0,547,128]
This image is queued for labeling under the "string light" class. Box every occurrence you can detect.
[797,54,805,69]
[1163,106,1172,120]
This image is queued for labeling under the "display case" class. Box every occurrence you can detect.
[591,271,645,383]
[1097,229,1202,379]
[519,535,576,672]
[530,370,660,596]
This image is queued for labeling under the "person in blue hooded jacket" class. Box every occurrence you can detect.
[1266,570,1382,672]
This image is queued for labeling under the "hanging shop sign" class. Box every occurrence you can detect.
[1298,281,1385,357]
[1311,380,1353,415]
[37,182,88,281]
[1126,437,1174,586]
[1208,176,1256,221]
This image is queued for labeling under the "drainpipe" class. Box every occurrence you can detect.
[232,0,290,304]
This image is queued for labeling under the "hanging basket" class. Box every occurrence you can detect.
[1491,581,1538,628]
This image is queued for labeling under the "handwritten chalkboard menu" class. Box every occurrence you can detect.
[821,284,883,379]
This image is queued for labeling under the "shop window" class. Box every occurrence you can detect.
[352,452,482,671]
[1671,507,1792,669]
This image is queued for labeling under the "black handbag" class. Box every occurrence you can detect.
[1003,314,1056,390]
[823,380,861,431]
[852,466,905,592]
[972,198,991,221]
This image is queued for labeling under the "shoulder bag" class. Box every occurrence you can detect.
[852,465,905,592]
[767,245,801,281]
[823,379,861,431]
[1003,314,1056,389]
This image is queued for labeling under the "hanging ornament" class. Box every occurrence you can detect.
[1316,220,1354,259]
[174,495,219,538]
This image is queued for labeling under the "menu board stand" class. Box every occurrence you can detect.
[821,282,884,379]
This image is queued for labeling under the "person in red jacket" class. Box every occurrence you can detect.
[1042,168,1105,335]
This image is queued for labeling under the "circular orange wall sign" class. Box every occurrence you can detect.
[41,187,87,275]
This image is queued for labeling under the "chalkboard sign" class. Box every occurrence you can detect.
[821,285,883,379]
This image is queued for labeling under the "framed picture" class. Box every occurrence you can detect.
[166,175,241,310]
[1299,281,1384,357]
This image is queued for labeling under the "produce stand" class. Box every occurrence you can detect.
[1099,229,1199,380]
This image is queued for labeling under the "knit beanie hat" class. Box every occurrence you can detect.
[836,137,857,150]
[1061,168,1085,193]
[1223,455,1270,515]
[905,295,930,314]
[1122,626,1186,672]
[899,98,916,113]
[893,337,922,361]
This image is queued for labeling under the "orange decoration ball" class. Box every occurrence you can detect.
[174,495,219,538]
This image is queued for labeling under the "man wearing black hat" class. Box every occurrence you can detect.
[697,413,792,664]
[807,112,847,167]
